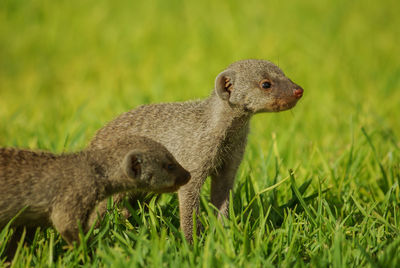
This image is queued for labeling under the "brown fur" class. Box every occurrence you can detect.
[0,135,190,244]
[89,59,304,241]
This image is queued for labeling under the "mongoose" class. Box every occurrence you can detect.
[89,59,304,242]
[0,135,190,244]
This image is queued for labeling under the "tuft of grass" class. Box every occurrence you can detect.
[1,0,399,266]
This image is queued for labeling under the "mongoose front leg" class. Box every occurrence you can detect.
[51,205,81,245]
[178,176,203,242]
[211,142,246,219]
[210,168,235,219]
[52,219,80,245]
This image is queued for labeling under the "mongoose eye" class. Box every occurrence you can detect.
[260,80,272,89]
[165,163,176,171]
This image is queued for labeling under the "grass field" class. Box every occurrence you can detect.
[1,0,400,266]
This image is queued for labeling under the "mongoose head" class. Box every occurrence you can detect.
[119,138,191,193]
[215,59,303,113]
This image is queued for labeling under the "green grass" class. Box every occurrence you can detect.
[1,0,400,266]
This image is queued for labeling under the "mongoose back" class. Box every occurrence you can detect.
[0,135,190,244]
[90,59,304,241]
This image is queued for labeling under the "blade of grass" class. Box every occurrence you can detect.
[289,169,317,227]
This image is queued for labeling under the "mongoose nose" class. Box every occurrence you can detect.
[176,170,191,186]
[293,88,303,99]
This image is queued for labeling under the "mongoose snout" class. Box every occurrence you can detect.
[266,82,304,112]
[151,167,190,194]
[175,169,191,187]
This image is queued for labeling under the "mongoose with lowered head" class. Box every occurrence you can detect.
[0,135,190,244]
[89,59,304,242]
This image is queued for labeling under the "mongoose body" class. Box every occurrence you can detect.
[0,135,190,244]
[90,59,304,241]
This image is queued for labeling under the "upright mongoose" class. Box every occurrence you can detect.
[89,59,304,242]
[0,135,190,244]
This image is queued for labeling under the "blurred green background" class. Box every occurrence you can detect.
[0,0,400,265]
[1,0,399,154]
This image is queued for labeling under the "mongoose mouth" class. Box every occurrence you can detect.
[268,97,300,112]
[153,185,181,193]
[154,172,190,193]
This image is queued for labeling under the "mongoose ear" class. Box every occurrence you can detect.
[215,70,236,101]
[123,151,142,179]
